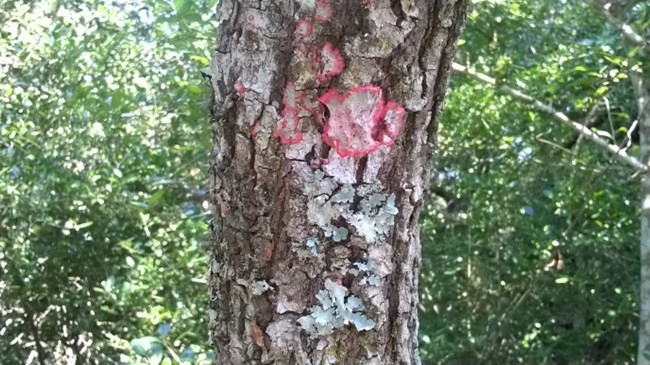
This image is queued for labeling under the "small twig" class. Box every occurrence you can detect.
[452,63,646,172]
[536,136,573,154]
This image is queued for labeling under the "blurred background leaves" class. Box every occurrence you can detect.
[1,0,215,363]
[420,1,646,364]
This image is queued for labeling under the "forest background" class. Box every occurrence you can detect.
[1,0,648,364]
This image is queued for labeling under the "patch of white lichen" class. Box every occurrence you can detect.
[302,169,398,245]
[350,261,382,287]
[297,279,376,337]
[295,169,398,337]
[251,280,273,295]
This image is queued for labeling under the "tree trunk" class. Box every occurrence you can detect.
[207,1,467,363]
[635,67,650,365]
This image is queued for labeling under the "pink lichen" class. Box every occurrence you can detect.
[376,101,406,145]
[235,81,246,98]
[262,243,274,261]
[315,0,333,22]
[250,119,261,137]
[319,84,406,157]
[273,108,302,144]
[294,19,313,41]
[315,42,345,83]
[273,80,305,145]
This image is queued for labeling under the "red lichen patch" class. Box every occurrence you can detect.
[294,19,313,41]
[262,243,274,261]
[250,119,261,137]
[274,81,307,145]
[249,322,266,349]
[235,81,246,98]
[376,101,406,145]
[273,108,303,145]
[319,84,406,157]
[315,42,345,83]
[315,0,333,22]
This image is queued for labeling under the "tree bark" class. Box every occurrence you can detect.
[207,1,467,363]
[634,65,650,365]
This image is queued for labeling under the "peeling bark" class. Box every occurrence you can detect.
[207,1,467,363]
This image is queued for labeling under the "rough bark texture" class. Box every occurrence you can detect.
[635,68,650,365]
[207,1,467,364]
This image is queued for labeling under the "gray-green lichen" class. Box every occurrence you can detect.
[306,237,319,256]
[351,261,383,287]
[251,280,273,295]
[297,279,375,338]
[302,170,398,245]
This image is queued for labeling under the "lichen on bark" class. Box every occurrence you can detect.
[208,0,467,363]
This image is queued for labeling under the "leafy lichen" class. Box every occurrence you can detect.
[345,192,398,243]
[305,237,319,256]
[350,260,383,287]
[303,170,399,244]
[251,280,273,295]
[297,279,375,338]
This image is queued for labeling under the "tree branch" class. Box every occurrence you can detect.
[452,62,646,171]
[562,98,606,149]
[590,1,650,53]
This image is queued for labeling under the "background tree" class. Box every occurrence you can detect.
[419,1,648,364]
[0,1,217,363]
[207,0,467,363]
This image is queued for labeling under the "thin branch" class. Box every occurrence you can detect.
[452,62,646,171]
[563,98,605,149]
[594,2,650,53]
[536,136,573,154]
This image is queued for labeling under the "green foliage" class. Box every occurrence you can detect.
[419,0,647,363]
[0,0,215,363]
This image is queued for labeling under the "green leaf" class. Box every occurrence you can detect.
[186,83,203,94]
[130,336,163,358]
[594,86,608,97]
[602,54,624,66]
[173,0,186,12]
[148,190,166,207]
[149,349,164,365]
[190,55,210,66]
[75,221,94,230]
